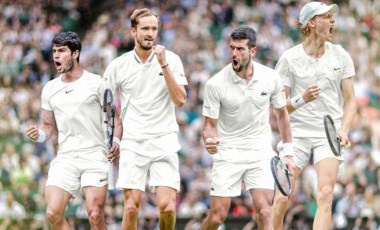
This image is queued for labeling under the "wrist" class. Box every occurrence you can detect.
[113,137,121,145]
[34,129,46,143]
[161,63,169,68]
[290,94,306,109]
[279,143,294,158]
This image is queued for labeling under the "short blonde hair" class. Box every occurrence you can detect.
[130,8,158,28]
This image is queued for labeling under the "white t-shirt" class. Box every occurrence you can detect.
[202,61,286,151]
[276,42,355,137]
[103,49,188,141]
[41,71,107,155]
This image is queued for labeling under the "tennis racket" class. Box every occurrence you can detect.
[103,88,115,190]
[323,115,342,156]
[270,156,291,196]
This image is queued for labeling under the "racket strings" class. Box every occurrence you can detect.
[327,123,340,151]
[276,163,290,193]
[103,90,114,149]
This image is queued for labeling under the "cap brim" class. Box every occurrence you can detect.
[317,4,338,15]
[329,4,338,13]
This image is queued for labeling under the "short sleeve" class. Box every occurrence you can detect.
[270,72,287,109]
[275,56,291,87]
[202,79,221,119]
[41,84,52,111]
[171,54,188,86]
[103,61,118,95]
[340,48,355,80]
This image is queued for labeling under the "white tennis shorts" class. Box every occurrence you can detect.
[293,136,344,170]
[116,133,181,192]
[210,148,275,197]
[46,151,108,197]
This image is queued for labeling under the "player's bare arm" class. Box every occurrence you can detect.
[202,116,219,154]
[26,109,57,142]
[286,84,321,113]
[339,77,357,146]
[273,106,295,174]
[108,107,123,161]
[154,45,186,107]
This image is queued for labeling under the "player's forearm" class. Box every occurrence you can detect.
[276,109,292,143]
[341,78,357,134]
[114,109,123,141]
[341,98,357,134]
[161,67,186,107]
[202,117,218,142]
[202,129,217,143]
[39,124,56,141]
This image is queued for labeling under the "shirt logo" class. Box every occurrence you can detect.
[333,67,341,71]
[65,89,74,94]
[100,178,107,182]
[261,92,268,96]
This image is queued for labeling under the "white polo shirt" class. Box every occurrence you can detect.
[41,71,107,155]
[276,42,355,137]
[203,61,286,151]
[103,49,188,141]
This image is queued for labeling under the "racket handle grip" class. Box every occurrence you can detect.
[108,161,115,190]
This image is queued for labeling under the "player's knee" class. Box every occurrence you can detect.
[88,207,102,225]
[256,206,271,221]
[208,209,228,226]
[257,206,271,219]
[159,204,176,214]
[124,204,139,218]
[316,186,334,206]
[157,198,176,213]
[46,208,62,224]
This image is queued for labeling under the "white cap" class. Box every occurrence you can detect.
[299,1,338,26]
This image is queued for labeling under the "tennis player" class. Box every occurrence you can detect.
[25,32,121,230]
[271,2,357,229]
[201,25,295,230]
[103,8,187,230]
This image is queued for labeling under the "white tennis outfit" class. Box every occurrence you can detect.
[104,49,188,192]
[276,42,355,168]
[42,71,108,196]
[203,61,286,196]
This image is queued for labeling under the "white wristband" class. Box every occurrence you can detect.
[113,137,121,145]
[279,143,294,158]
[35,129,46,143]
[290,94,306,109]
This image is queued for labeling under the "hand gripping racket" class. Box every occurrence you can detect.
[103,88,115,190]
[323,115,342,156]
[270,156,291,196]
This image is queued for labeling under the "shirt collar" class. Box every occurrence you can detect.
[133,49,155,64]
[230,62,257,83]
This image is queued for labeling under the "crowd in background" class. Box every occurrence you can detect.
[0,0,380,229]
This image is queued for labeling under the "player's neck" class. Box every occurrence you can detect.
[236,62,254,83]
[62,67,84,83]
[303,37,325,58]
[134,47,153,64]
